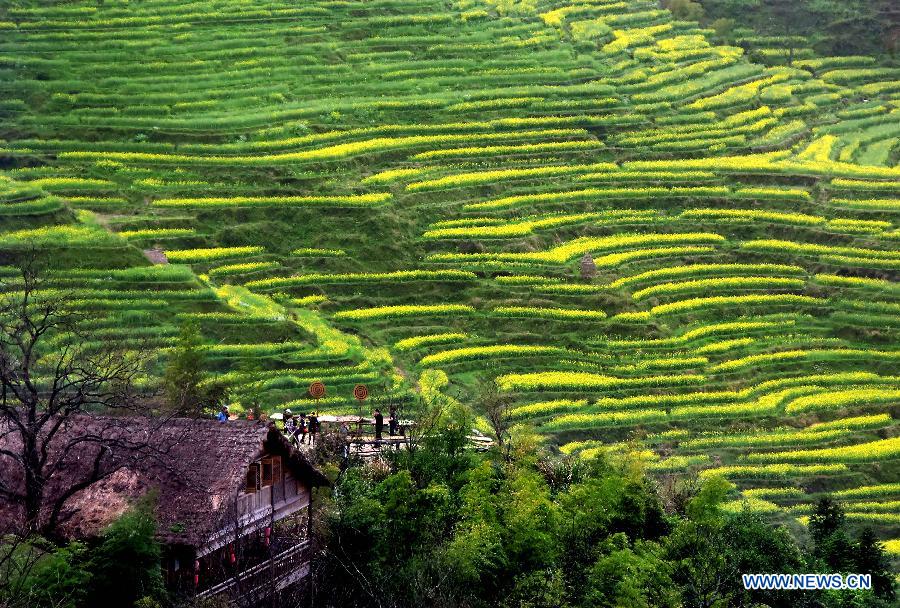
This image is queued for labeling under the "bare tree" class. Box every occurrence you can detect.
[0,254,165,536]
[480,380,512,462]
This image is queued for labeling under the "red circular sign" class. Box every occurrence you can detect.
[309,381,326,399]
[353,384,368,401]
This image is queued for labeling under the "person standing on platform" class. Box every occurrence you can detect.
[308,411,319,445]
[374,408,384,440]
[388,404,398,436]
[283,409,297,444]
[298,414,308,444]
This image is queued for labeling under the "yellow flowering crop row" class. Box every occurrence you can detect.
[0,224,124,247]
[681,428,849,450]
[291,248,347,257]
[428,232,724,264]
[721,498,782,514]
[509,399,589,420]
[713,349,900,373]
[333,304,475,321]
[563,246,720,274]
[361,167,427,184]
[604,23,674,53]
[462,179,723,211]
[420,344,570,367]
[164,246,264,263]
[828,198,900,210]
[423,212,607,239]
[833,483,900,499]
[743,437,900,463]
[514,390,738,421]
[742,488,805,500]
[494,275,562,285]
[492,306,607,320]
[26,177,113,191]
[807,414,893,431]
[411,138,604,160]
[830,178,900,192]
[153,193,392,208]
[631,276,804,301]
[650,294,822,317]
[699,463,848,479]
[884,540,900,555]
[118,228,196,240]
[394,333,470,351]
[407,162,617,192]
[680,208,821,226]
[611,264,804,288]
[246,269,476,290]
[496,371,704,392]
[784,388,900,414]
[61,129,589,165]
[208,261,280,277]
[541,409,668,431]
[688,72,793,110]
[814,274,899,293]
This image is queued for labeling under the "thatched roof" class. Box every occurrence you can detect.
[0,415,328,548]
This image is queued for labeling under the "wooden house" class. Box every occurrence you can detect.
[0,416,329,602]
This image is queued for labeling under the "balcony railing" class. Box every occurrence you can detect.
[196,540,310,601]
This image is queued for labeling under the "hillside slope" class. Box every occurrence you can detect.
[2,0,899,547]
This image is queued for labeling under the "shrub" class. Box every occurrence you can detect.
[86,495,165,607]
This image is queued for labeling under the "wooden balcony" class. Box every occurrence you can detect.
[199,475,310,556]
[195,540,310,601]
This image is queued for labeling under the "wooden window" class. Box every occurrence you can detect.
[271,455,282,484]
[245,463,260,493]
[261,458,274,487]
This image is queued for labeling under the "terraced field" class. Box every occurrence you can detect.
[2,0,898,550]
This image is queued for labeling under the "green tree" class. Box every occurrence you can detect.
[723,510,804,608]
[809,496,853,572]
[501,567,568,608]
[667,0,705,22]
[163,322,222,415]
[86,494,165,608]
[583,534,680,608]
[852,527,896,603]
[666,476,735,608]
[0,537,91,608]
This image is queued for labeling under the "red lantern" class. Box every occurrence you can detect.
[229,544,236,564]
[193,560,200,587]
[265,527,271,547]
